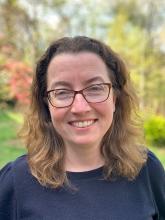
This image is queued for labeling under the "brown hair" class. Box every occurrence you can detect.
[21,36,147,188]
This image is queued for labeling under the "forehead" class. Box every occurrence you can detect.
[47,52,111,88]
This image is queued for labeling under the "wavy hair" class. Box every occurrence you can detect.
[21,36,147,188]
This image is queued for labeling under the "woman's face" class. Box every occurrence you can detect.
[47,52,116,150]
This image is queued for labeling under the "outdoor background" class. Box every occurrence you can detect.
[0,0,165,168]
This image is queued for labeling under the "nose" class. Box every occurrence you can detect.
[70,93,92,114]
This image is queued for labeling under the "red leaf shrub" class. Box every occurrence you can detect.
[4,60,33,105]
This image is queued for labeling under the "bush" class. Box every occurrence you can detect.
[144,115,165,147]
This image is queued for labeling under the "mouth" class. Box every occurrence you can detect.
[68,119,98,128]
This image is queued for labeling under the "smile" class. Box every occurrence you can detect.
[69,120,97,128]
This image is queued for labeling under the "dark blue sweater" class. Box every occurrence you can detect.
[0,151,165,220]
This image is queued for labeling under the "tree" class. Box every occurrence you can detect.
[106,0,165,114]
[0,36,32,106]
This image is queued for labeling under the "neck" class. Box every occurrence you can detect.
[64,143,104,172]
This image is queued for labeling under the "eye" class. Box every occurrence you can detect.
[87,84,105,92]
[54,89,74,99]
[55,90,68,95]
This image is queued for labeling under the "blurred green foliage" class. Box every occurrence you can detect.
[0,110,26,168]
[144,115,165,147]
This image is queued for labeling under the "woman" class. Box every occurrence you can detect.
[0,36,164,220]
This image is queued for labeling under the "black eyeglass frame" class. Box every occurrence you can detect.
[46,83,113,108]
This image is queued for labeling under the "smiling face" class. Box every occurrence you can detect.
[47,52,116,151]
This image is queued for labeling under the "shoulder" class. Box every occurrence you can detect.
[0,155,28,188]
[0,154,28,172]
[0,155,28,219]
[145,150,165,188]
[146,150,165,180]
[145,150,165,218]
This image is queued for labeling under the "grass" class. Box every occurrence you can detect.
[0,109,165,169]
[0,109,26,168]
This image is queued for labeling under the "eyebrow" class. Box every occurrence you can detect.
[50,76,105,89]
[50,81,71,89]
[85,76,104,84]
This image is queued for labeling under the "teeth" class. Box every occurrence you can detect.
[71,120,95,128]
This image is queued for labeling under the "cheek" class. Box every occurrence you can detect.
[96,100,115,116]
[97,101,115,129]
[49,106,66,126]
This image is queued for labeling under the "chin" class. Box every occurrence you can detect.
[69,138,101,147]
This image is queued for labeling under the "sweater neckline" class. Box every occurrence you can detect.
[66,166,103,180]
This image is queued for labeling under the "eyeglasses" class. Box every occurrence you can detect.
[47,83,112,108]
